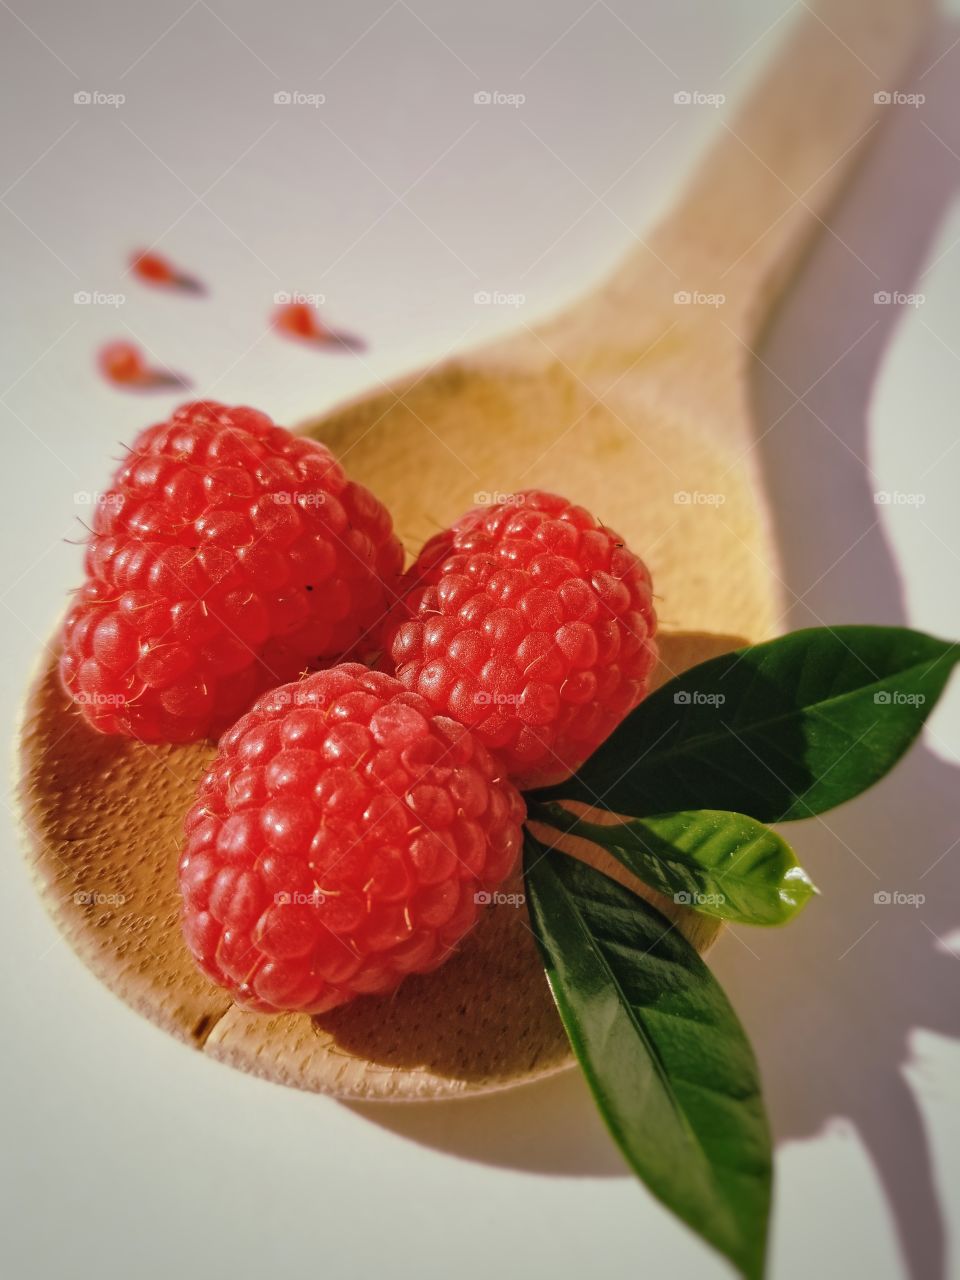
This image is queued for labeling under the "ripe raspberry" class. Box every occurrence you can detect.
[178,664,526,1013]
[60,401,404,742]
[380,491,657,789]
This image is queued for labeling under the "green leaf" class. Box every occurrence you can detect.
[533,626,959,822]
[524,832,772,1279]
[531,803,816,926]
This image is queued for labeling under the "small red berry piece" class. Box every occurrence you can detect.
[60,401,404,742]
[98,340,147,385]
[274,301,329,341]
[380,491,658,788]
[131,249,202,292]
[178,664,526,1013]
[273,301,365,352]
[97,340,187,391]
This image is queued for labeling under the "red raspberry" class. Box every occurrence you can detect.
[178,664,526,1013]
[380,491,657,789]
[60,401,404,742]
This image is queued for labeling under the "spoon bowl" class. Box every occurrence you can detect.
[16,0,931,1100]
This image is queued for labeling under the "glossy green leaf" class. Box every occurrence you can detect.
[524,833,772,1279]
[531,803,816,926]
[533,626,959,822]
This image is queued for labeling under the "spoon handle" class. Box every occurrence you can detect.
[656,0,934,342]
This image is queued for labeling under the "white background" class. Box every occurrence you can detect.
[2,3,959,1278]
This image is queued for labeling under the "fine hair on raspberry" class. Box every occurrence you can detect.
[178,664,527,1014]
[60,402,404,742]
[380,489,657,788]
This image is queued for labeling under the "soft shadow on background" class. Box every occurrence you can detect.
[350,21,960,1276]
[714,21,960,1280]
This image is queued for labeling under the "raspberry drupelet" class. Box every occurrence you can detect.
[178,664,526,1013]
[380,490,658,789]
[60,402,404,742]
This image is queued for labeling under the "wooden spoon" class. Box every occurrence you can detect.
[17,0,931,1101]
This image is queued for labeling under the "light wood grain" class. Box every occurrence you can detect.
[16,0,932,1101]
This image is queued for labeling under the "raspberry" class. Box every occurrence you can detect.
[178,664,526,1013]
[380,491,657,789]
[60,401,404,742]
